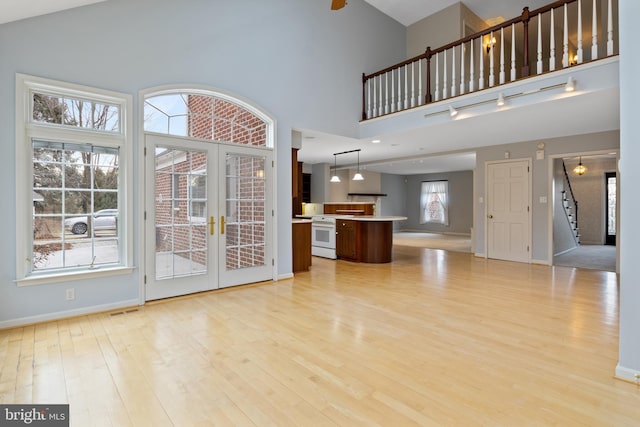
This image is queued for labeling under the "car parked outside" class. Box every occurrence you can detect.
[64,209,118,235]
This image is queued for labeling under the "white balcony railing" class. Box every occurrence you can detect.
[362,0,618,121]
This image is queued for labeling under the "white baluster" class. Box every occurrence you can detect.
[489,32,495,87]
[607,0,614,55]
[451,46,457,97]
[479,39,485,90]
[591,0,598,60]
[379,75,383,115]
[550,8,556,71]
[470,40,475,92]
[384,73,389,115]
[372,76,377,117]
[397,68,402,111]
[443,49,448,99]
[537,13,543,74]
[390,70,395,113]
[418,59,423,106]
[499,28,505,84]
[404,65,409,109]
[577,0,583,63]
[511,24,516,81]
[367,78,372,118]
[563,3,569,67]
[460,43,465,95]
[411,62,416,108]
[434,53,440,102]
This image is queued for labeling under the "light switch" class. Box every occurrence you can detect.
[539,196,548,204]
[479,196,484,204]
[536,150,545,160]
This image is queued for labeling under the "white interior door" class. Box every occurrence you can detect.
[486,160,531,263]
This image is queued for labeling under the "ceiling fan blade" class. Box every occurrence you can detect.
[331,0,346,10]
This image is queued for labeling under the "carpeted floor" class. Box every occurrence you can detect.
[393,232,617,273]
[553,244,617,272]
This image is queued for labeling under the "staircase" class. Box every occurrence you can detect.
[561,162,580,244]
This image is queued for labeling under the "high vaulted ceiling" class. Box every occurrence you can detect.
[1,0,555,26]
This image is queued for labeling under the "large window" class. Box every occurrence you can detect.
[16,75,132,283]
[420,180,449,225]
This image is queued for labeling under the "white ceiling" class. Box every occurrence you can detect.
[0,0,106,25]
[363,0,552,26]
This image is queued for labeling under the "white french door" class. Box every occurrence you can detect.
[145,134,273,301]
[486,159,531,263]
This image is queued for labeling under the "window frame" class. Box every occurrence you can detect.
[15,74,134,285]
[420,180,449,226]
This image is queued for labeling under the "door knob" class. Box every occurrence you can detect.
[487,214,493,219]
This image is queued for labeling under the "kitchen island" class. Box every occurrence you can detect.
[335,216,406,263]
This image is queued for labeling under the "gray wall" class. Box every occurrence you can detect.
[619,0,640,381]
[0,0,406,324]
[380,173,407,230]
[473,130,619,262]
[404,170,473,234]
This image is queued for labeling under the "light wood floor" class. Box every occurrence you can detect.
[1,246,639,426]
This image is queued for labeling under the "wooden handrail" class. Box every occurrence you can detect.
[360,0,618,120]
[363,0,579,80]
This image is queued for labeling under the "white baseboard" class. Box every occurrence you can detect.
[0,299,140,330]
[615,364,640,383]
[531,258,551,265]
[277,273,294,280]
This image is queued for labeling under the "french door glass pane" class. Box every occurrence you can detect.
[225,154,266,271]
[155,147,208,279]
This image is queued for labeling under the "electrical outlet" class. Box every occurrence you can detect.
[66,288,75,301]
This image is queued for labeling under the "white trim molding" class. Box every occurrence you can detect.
[615,364,640,384]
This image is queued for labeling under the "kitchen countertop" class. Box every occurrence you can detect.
[335,215,407,222]
[292,218,313,223]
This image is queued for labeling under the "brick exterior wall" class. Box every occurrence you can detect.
[154,94,268,277]
[188,95,267,146]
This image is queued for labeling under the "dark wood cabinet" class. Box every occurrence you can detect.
[292,149,303,216]
[336,219,393,263]
[336,220,360,261]
[292,221,311,272]
[324,203,375,215]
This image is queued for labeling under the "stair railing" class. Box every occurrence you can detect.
[562,161,580,242]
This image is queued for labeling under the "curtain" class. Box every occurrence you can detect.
[420,181,449,225]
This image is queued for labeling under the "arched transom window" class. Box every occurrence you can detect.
[144,91,272,147]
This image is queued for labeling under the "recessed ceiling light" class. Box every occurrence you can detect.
[371,139,381,144]
[391,143,399,147]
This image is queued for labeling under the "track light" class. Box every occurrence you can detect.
[449,106,458,117]
[565,76,576,92]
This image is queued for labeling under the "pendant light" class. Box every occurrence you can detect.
[330,154,341,182]
[353,150,364,181]
[573,156,587,175]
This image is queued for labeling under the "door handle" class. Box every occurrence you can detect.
[220,216,225,235]
[487,214,494,219]
[209,216,215,235]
